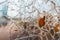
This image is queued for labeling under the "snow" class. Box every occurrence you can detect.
[0,0,60,18]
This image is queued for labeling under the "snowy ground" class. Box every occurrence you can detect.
[0,0,60,18]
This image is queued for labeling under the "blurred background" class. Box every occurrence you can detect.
[0,0,60,40]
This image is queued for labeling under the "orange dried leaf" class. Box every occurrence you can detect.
[54,27,59,32]
[38,17,45,28]
[54,24,60,32]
